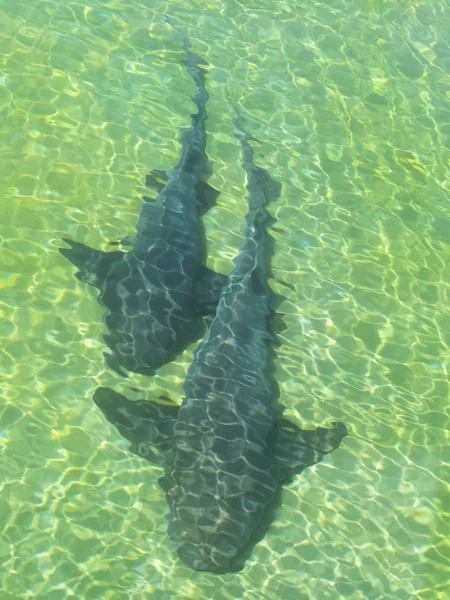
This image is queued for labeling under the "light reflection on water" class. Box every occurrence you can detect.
[0,0,449,598]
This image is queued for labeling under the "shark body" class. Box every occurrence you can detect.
[60,38,225,376]
[94,112,347,571]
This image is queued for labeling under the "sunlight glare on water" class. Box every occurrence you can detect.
[0,0,449,598]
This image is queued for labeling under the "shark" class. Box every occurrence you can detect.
[93,109,347,572]
[59,34,226,376]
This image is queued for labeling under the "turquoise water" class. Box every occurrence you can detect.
[1,0,449,598]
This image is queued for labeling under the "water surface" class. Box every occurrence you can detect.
[1,0,449,598]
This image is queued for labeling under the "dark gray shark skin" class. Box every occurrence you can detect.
[59,37,226,376]
[94,112,347,572]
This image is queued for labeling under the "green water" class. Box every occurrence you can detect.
[1,0,449,598]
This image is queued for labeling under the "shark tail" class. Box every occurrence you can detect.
[165,19,216,207]
[231,107,282,294]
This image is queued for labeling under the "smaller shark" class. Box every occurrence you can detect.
[94,110,347,572]
[59,34,225,376]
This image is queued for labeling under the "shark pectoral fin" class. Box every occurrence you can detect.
[93,387,179,463]
[196,179,220,213]
[145,169,168,194]
[274,419,348,478]
[59,239,125,288]
[195,267,228,314]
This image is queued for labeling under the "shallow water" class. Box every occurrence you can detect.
[1,0,449,598]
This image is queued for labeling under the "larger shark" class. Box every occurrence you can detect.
[59,35,226,376]
[94,111,347,571]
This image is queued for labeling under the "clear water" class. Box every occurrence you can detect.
[1,0,449,598]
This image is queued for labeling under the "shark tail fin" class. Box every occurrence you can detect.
[229,105,282,298]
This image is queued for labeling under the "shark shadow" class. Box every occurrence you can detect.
[94,109,348,572]
[59,32,226,376]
